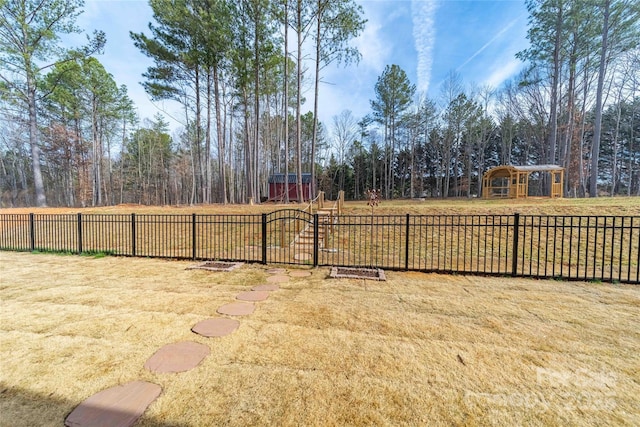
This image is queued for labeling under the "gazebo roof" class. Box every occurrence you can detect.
[485,164,563,178]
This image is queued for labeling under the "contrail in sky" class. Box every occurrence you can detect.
[456,14,524,72]
[412,0,438,94]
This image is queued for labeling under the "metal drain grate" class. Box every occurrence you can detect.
[187,261,244,272]
[330,267,386,281]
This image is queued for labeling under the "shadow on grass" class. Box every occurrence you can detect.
[0,382,190,427]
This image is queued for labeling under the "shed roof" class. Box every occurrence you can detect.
[268,173,312,184]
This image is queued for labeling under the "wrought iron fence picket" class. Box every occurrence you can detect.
[0,211,637,284]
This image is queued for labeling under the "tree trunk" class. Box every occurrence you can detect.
[562,39,577,196]
[609,97,623,195]
[311,0,322,199]
[91,95,102,206]
[243,87,253,203]
[205,70,212,204]
[195,66,203,203]
[213,64,227,204]
[295,0,304,203]
[106,122,113,205]
[548,1,563,167]
[589,0,610,197]
[578,63,591,197]
[283,0,290,203]
[254,10,261,203]
[27,80,47,207]
[186,103,197,205]
[384,118,389,198]
[629,100,637,196]
[389,115,396,198]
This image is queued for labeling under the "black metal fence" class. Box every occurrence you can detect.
[0,211,638,284]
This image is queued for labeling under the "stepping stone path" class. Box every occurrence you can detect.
[64,381,161,427]
[236,290,270,301]
[267,275,290,283]
[192,318,240,337]
[144,341,210,373]
[217,301,256,316]
[65,265,312,426]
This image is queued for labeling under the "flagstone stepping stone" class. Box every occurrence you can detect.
[236,290,269,302]
[64,381,161,427]
[192,318,240,337]
[217,302,255,316]
[144,341,210,373]
[266,275,289,283]
[252,283,279,291]
[266,268,287,274]
[289,271,312,278]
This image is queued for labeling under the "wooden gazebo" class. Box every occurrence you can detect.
[482,165,564,199]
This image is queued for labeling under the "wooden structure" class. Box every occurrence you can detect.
[317,190,344,216]
[482,165,564,199]
[268,173,313,202]
[291,190,344,257]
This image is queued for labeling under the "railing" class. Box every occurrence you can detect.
[317,190,344,215]
[336,190,344,215]
[0,212,637,284]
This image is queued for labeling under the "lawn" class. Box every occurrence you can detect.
[2,195,640,216]
[0,251,638,426]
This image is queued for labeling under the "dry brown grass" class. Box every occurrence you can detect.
[1,195,639,216]
[342,196,640,216]
[1,251,639,426]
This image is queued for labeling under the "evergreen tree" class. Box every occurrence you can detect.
[370,64,415,198]
[0,0,104,206]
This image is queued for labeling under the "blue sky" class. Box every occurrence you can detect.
[69,0,529,133]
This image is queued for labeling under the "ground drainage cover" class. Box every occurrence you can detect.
[187,261,244,272]
[330,267,386,281]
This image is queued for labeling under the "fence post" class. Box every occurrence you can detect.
[313,213,319,267]
[512,212,520,277]
[192,213,197,260]
[77,213,83,254]
[405,213,410,270]
[262,214,267,264]
[29,213,35,251]
[131,213,136,256]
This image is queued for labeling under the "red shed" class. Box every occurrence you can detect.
[268,173,313,202]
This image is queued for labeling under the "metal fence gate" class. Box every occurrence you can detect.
[264,209,317,266]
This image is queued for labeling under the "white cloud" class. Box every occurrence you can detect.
[353,16,390,72]
[483,58,523,89]
[411,0,438,93]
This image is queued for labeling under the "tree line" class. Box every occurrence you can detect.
[0,0,638,207]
